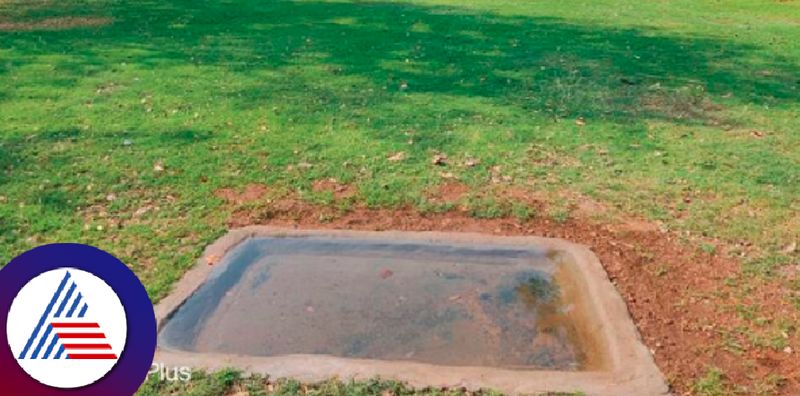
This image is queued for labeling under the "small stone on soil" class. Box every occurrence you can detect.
[379,268,393,279]
[206,254,221,266]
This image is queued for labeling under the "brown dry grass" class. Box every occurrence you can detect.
[0,16,111,31]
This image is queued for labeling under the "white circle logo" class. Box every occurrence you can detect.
[6,268,127,388]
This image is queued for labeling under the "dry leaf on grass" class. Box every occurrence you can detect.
[464,157,480,167]
[387,151,407,162]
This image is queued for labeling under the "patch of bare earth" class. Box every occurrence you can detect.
[214,183,269,205]
[0,16,111,31]
[219,192,800,395]
[311,178,356,199]
[425,181,471,204]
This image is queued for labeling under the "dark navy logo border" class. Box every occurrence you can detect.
[0,243,156,395]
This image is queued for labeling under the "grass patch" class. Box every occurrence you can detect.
[1,0,798,298]
[693,368,729,396]
[139,370,583,396]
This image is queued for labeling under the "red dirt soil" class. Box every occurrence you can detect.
[218,185,800,395]
[215,183,270,205]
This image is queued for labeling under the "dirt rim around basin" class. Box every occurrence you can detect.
[211,188,800,395]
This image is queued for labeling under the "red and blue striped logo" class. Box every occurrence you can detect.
[18,271,119,361]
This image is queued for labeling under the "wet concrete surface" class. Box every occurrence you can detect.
[155,228,669,395]
[160,237,589,370]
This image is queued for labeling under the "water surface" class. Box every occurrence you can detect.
[160,236,588,370]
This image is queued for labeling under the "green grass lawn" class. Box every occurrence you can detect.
[136,370,582,396]
[1,0,798,394]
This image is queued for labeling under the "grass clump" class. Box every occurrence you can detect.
[138,371,583,396]
[693,368,729,396]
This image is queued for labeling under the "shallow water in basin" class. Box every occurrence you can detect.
[159,236,589,370]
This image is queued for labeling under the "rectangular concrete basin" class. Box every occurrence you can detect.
[155,228,668,396]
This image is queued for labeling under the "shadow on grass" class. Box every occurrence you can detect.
[0,0,797,128]
[156,129,214,144]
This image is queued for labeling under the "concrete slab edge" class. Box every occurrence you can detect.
[153,227,670,396]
